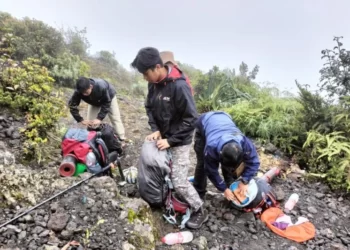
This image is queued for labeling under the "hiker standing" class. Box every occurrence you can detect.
[159,51,194,95]
[68,77,126,141]
[193,111,260,201]
[131,47,208,229]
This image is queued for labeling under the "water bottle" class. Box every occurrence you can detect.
[284,193,299,213]
[261,167,280,183]
[86,151,96,167]
[161,231,193,245]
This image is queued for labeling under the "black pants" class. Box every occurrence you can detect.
[193,119,243,198]
[193,128,207,199]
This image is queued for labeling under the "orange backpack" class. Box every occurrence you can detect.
[260,207,316,243]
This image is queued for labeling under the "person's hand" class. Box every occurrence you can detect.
[224,188,235,201]
[156,139,170,150]
[80,120,91,126]
[238,181,249,196]
[90,119,101,128]
[145,131,162,141]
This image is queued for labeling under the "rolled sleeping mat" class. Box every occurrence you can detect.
[59,154,77,177]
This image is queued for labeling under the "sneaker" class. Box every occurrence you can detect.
[186,207,208,229]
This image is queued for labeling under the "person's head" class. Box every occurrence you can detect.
[131,47,166,83]
[220,141,243,174]
[76,77,93,96]
[160,51,177,67]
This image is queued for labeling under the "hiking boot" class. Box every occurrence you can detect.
[186,207,208,229]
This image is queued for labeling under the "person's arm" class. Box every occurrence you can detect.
[205,156,227,192]
[167,80,198,146]
[68,91,84,122]
[96,89,112,121]
[241,138,260,183]
[145,83,159,132]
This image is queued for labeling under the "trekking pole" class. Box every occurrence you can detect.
[0,164,112,229]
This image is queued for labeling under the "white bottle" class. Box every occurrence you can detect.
[161,231,193,245]
[284,193,299,213]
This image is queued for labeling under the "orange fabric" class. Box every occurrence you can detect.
[260,207,316,243]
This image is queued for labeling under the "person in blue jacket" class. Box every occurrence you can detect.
[193,111,260,201]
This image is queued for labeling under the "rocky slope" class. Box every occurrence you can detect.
[0,91,350,250]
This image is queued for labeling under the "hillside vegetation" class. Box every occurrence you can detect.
[0,12,349,190]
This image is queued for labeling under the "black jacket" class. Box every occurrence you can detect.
[68,78,116,122]
[145,67,198,147]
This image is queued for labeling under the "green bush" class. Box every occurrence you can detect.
[225,94,303,154]
[0,51,66,162]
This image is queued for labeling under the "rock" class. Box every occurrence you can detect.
[248,226,257,234]
[129,219,155,249]
[23,214,34,223]
[66,221,77,232]
[119,211,128,220]
[6,225,21,233]
[223,212,234,221]
[330,243,347,250]
[235,212,255,225]
[0,150,15,165]
[252,235,258,240]
[328,201,337,210]
[11,132,20,139]
[315,193,325,199]
[18,231,26,240]
[32,226,44,234]
[47,210,70,232]
[39,230,50,237]
[274,186,285,201]
[210,224,218,233]
[5,126,14,137]
[338,197,344,202]
[43,246,60,250]
[169,245,185,250]
[192,236,208,250]
[321,228,335,239]
[340,237,350,245]
[122,242,136,250]
[0,141,5,150]
[287,247,299,250]
[60,230,73,240]
[308,207,318,214]
[264,143,277,154]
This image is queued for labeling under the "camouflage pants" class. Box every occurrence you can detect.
[170,144,203,211]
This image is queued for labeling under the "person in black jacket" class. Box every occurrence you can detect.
[68,77,126,140]
[131,47,208,229]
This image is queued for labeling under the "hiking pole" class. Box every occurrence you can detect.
[0,164,113,229]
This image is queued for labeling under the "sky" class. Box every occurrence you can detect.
[1,0,350,93]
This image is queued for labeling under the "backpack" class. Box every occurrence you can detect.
[137,141,190,228]
[87,124,123,155]
[231,178,278,217]
[61,125,121,176]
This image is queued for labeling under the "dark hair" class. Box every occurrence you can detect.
[76,77,91,93]
[131,47,163,74]
[220,142,243,169]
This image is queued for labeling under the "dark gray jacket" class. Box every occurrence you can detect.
[68,78,116,122]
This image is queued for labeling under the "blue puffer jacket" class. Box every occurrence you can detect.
[198,111,260,192]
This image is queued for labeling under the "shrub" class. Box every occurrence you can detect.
[0,53,66,163]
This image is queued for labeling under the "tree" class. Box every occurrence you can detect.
[62,27,90,58]
[0,13,65,61]
[319,36,350,99]
[239,62,248,77]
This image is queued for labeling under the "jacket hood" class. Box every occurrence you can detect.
[158,66,194,95]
